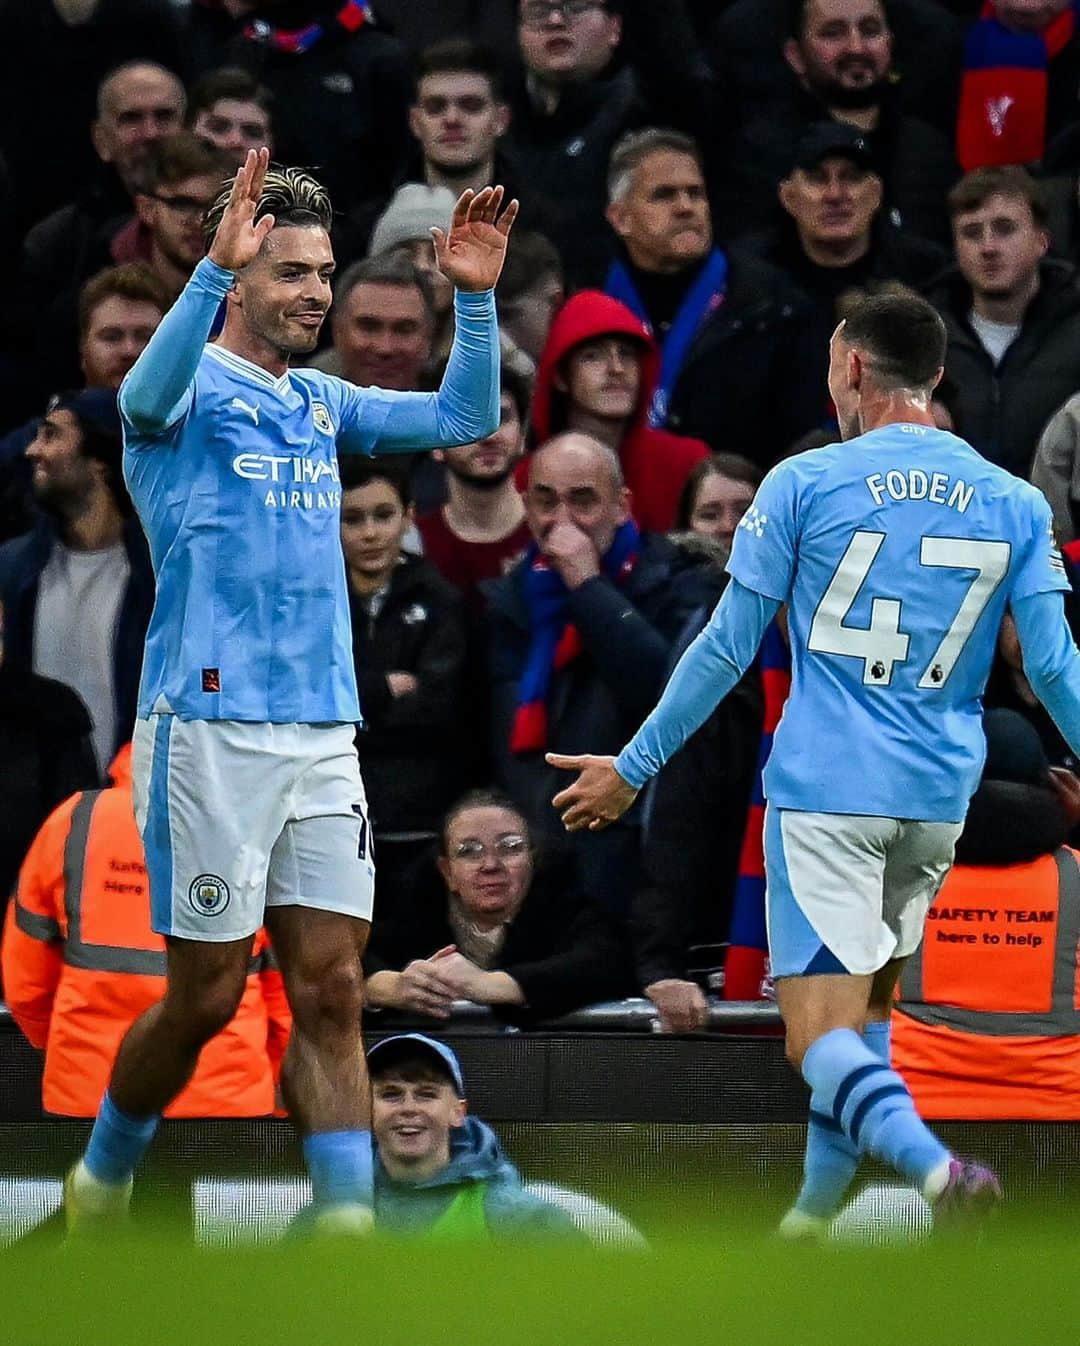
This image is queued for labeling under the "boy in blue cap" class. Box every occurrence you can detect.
[367,1033,578,1242]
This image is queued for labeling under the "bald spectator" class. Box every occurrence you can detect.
[0,2,183,236]
[603,128,822,466]
[484,431,712,915]
[19,62,184,407]
[22,62,185,305]
[186,65,274,168]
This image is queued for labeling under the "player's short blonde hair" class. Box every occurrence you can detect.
[203,164,333,249]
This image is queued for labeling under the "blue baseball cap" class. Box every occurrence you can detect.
[366,1033,466,1096]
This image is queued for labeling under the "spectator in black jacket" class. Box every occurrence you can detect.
[341,455,468,909]
[183,0,411,214]
[0,597,100,935]
[484,431,714,916]
[338,41,558,268]
[504,0,645,284]
[0,389,153,776]
[714,0,958,242]
[364,790,633,1024]
[741,122,948,406]
[630,462,765,1032]
[603,128,823,465]
[18,61,185,419]
[926,165,1080,478]
[707,0,963,137]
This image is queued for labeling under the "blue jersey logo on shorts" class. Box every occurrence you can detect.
[188,874,231,917]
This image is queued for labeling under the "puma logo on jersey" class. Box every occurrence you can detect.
[986,95,1014,138]
[230,396,260,425]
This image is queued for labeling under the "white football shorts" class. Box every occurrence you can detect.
[132,714,375,942]
[763,807,962,978]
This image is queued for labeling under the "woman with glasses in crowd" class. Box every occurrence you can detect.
[363,789,632,1023]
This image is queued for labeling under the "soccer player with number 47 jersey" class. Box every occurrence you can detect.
[64,149,517,1235]
[550,293,1080,1233]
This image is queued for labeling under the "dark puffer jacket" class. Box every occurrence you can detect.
[925,259,1080,479]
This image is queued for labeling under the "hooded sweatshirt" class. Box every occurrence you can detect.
[527,292,710,534]
[373,1115,578,1241]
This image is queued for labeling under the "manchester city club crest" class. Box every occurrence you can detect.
[311,401,334,435]
[188,874,231,917]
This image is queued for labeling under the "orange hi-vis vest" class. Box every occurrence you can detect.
[1,745,291,1118]
[892,847,1080,1120]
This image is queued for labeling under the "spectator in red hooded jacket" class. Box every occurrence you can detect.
[526,291,710,535]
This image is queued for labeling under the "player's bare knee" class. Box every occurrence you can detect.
[162,966,248,1045]
[289,957,364,1040]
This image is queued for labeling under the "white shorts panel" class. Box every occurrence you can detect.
[765,808,960,978]
[133,716,374,941]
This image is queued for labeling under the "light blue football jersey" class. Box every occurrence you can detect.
[726,423,1069,821]
[123,277,497,725]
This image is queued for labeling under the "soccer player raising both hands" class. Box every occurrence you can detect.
[64,148,516,1235]
[551,293,1080,1233]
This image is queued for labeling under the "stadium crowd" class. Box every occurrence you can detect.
[5,0,1080,1126]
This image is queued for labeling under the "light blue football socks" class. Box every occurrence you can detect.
[794,1021,893,1220]
[303,1130,374,1210]
[83,1091,160,1186]
[802,1027,949,1193]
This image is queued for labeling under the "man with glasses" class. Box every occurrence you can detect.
[127,133,233,303]
[505,0,643,283]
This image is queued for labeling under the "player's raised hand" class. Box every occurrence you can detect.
[432,186,519,293]
[547,753,639,832]
[207,147,275,272]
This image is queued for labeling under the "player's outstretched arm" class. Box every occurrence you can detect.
[340,188,517,456]
[549,579,779,832]
[1012,590,1080,759]
[122,149,273,435]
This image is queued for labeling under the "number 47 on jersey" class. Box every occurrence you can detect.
[808,531,1010,688]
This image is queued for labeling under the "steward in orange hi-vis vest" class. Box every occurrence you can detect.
[1,744,291,1118]
[893,709,1080,1121]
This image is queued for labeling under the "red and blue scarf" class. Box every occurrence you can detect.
[604,249,728,429]
[724,620,791,1001]
[957,1,1079,170]
[511,520,640,755]
[245,0,370,54]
